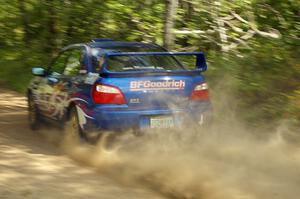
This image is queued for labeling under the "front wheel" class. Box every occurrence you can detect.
[28,95,40,130]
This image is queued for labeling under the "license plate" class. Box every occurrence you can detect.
[150,116,174,128]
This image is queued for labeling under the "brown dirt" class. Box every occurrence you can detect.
[1,88,300,199]
[0,89,165,199]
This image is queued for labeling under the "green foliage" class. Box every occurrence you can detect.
[0,0,299,126]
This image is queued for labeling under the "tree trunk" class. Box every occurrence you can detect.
[18,0,30,46]
[163,0,178,50]
[45,0,57,54]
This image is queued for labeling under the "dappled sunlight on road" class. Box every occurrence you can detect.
[0,136,154,199]
[0,91,27,109]
[0,89,165,199]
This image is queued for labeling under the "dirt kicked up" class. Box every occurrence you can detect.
[1,89,300,199]
[65,124,300,199]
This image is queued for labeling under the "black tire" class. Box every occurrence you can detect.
[63,107,116,148]
[28,95,40,130]
[63,106,85,145]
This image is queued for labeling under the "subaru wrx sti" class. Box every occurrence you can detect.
[27,39,212,142]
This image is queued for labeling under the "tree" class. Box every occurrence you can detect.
[18,0,30,46]
[45,0,58,54]
[173,1,281,53]
[163,0,178,50]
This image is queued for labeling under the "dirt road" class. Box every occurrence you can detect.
[0,89,165,199]
[1,89,300,199]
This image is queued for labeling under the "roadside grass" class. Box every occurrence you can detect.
[0,47,49,92]
[0,59,32,92]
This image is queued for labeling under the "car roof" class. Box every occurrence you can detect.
[61,40,166,53]
[87,41,162,49]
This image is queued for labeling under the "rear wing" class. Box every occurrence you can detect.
[101,52,207,77]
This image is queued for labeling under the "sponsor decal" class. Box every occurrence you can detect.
[130,80,185,91]
[34,81,93,121]
[129,98,140,103]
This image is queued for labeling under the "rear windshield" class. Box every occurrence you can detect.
[91,47,185,72]
[107,54,184,72]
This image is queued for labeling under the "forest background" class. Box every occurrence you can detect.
[0,0,299,129]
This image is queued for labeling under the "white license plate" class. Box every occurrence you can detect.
[150,116,174,128]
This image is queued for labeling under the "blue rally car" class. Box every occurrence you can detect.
[27,39,212,142]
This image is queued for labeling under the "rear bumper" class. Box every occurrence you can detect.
[83,102,212,133]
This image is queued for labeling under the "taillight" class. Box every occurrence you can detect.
[191,83,209,101]
[92,84,126,105]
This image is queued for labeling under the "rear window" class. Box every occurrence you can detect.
[106,54,184,72]
[91,47,186,72]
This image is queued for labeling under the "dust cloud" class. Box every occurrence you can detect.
[38,79,300,199]
[59,113,300,199]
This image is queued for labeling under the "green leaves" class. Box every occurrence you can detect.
[0,0,298,127]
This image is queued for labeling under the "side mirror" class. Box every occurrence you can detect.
[32,67,45,76]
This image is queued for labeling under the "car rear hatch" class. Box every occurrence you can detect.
[99,52,206,110]
[91,52,211,129]
[93,52,209,111]
[99,74,207,110]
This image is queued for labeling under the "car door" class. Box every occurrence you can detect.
[50,47,88,120]
[36,50,70,118]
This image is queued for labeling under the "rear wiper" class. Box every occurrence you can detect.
[123,65,154,70]
[122,68,143,71]
[122,66,166,71]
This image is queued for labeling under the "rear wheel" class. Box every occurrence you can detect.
[28,95,40,130]
[63,106,85,145]
[63,107,117,148]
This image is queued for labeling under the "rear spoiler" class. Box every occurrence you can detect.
[101,52,207,77]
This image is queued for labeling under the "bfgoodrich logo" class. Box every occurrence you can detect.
[130,80,185,91]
